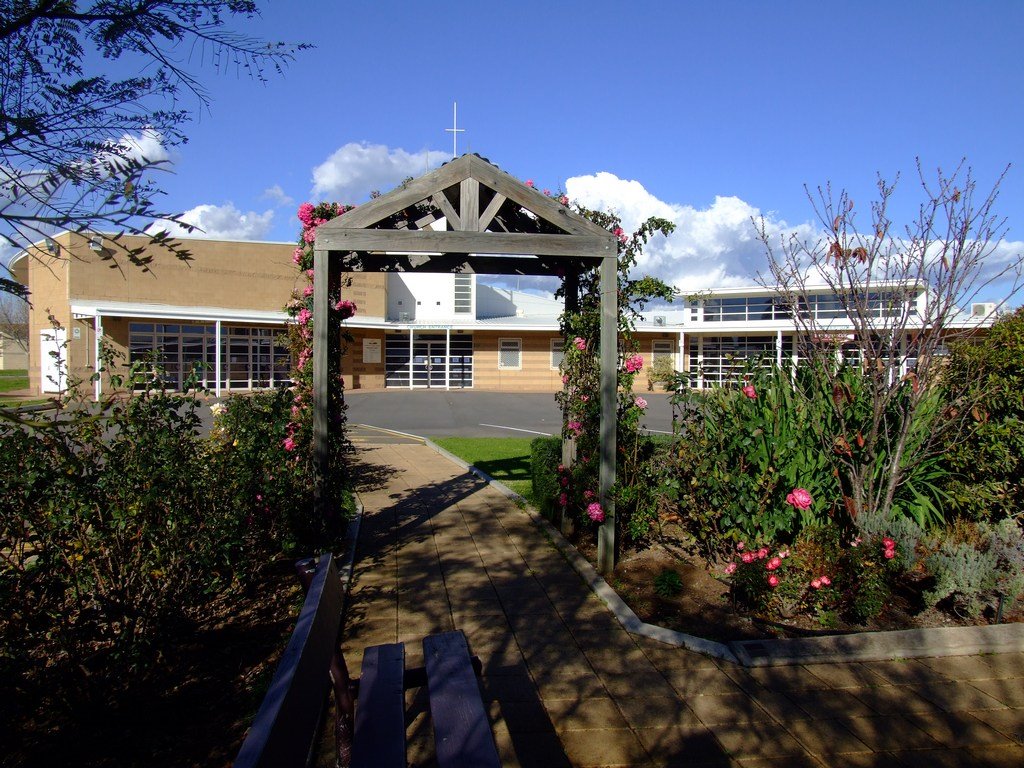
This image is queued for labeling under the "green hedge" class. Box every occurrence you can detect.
[530,436,561,519]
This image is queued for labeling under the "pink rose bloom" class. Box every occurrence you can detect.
[850,536,862,547]
[283,436,296,452]
[736,542,745,551]
[612,226,627,244]
[757,547,769,559]
[635,397,648,410]
[557,464,565,473]
[562,374,569,385]
[820,575,832,586]
[567,420,583,436]
[587,502,604,522]
[543,188,551,196]
[785,488,813,510]
[303,285,314,298]
[583,490,596,500]
[766,557,782,571]
[296,308,312,325]
[884,548,896,559]
[560,476,569,487]
[624,353,644,373]
[811,578,822,589]
[580,395,589,403]
[302,227,317,244]
[767,574,780,588]
[573,337,587,351]
[335,299,357,319]
[741,552,754,564]
[742,384,757,399]
[305,269,315,279]
[882,537,896,550]
[292,247,304,265]
[559,493,568,506]
[778,549,790,558]
[724,562,738,575]
[525,179,534,188]
[297,202,315,226]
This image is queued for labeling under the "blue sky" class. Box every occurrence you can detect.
[24,1,1024,301]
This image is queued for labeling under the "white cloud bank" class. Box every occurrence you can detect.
[148,202,274,240]
[565,172,818,294]
[564,172,1024,301]
[310,142,449,202]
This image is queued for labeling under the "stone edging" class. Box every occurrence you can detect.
[420,437,1024,666]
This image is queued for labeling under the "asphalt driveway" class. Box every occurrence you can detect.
[344,390,677,438]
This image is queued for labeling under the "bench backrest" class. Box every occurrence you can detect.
[234,554,342,768]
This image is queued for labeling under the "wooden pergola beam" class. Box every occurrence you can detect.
[315,230,613,259]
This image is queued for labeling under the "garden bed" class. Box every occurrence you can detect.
[569,531,1024,644]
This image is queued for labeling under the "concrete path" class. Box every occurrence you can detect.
[343,441,1024,767]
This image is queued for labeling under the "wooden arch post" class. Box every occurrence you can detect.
[597,252,618,574]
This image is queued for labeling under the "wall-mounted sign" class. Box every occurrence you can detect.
[363,338,382,364]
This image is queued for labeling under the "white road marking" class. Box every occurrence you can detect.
[479,423,553,436]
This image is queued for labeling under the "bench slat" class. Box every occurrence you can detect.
[351,642,407,768]
[424,631,501,768]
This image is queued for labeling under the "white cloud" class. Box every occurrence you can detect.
[148,202,274,240]
[310,142,449,202]
[117,129,171,166]
[565,172,817,294]
[262,184,294,207]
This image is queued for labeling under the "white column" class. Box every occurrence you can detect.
[214,320,222,397]
[408,328,414,389]
[93,314,103,401]
[445,328,451,391]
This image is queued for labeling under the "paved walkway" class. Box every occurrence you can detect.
[343,441,1024,767]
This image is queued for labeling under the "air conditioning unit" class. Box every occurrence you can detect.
[89,235,103,251]
[398,311,411,322]
[653,316,666,327]
[972,302,996,317]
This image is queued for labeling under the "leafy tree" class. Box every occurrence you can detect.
[757,161,1023,527]
[0,1,309,296]
[942,307,1024,521]
[0,290,27,353]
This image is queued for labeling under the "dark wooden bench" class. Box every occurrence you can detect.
[233,553,500,768]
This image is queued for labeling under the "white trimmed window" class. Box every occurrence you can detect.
[550,338,564,370]
[498,338,522,370]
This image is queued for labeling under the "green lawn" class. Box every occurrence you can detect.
[433,437,536,504]
[0,369,29,394]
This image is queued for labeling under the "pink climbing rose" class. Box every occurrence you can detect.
[767,574,780,588]
[624,353,644,373]
[766,556,782,571]
[573,336,587,351]
[587,502,604,522]
[296,308,312,325]
[786,488,813,510]
[635,397,648,410]
[742,384,757,399]
[335,299,357,319]
[724,562,737,575]
[297,202,315,226]
[283,436,296,452]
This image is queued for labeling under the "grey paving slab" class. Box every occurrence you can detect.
[345,441,1024,768]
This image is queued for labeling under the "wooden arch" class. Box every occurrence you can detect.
[312,154,621,572]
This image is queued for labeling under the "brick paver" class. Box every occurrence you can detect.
[345,442,1024,767]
